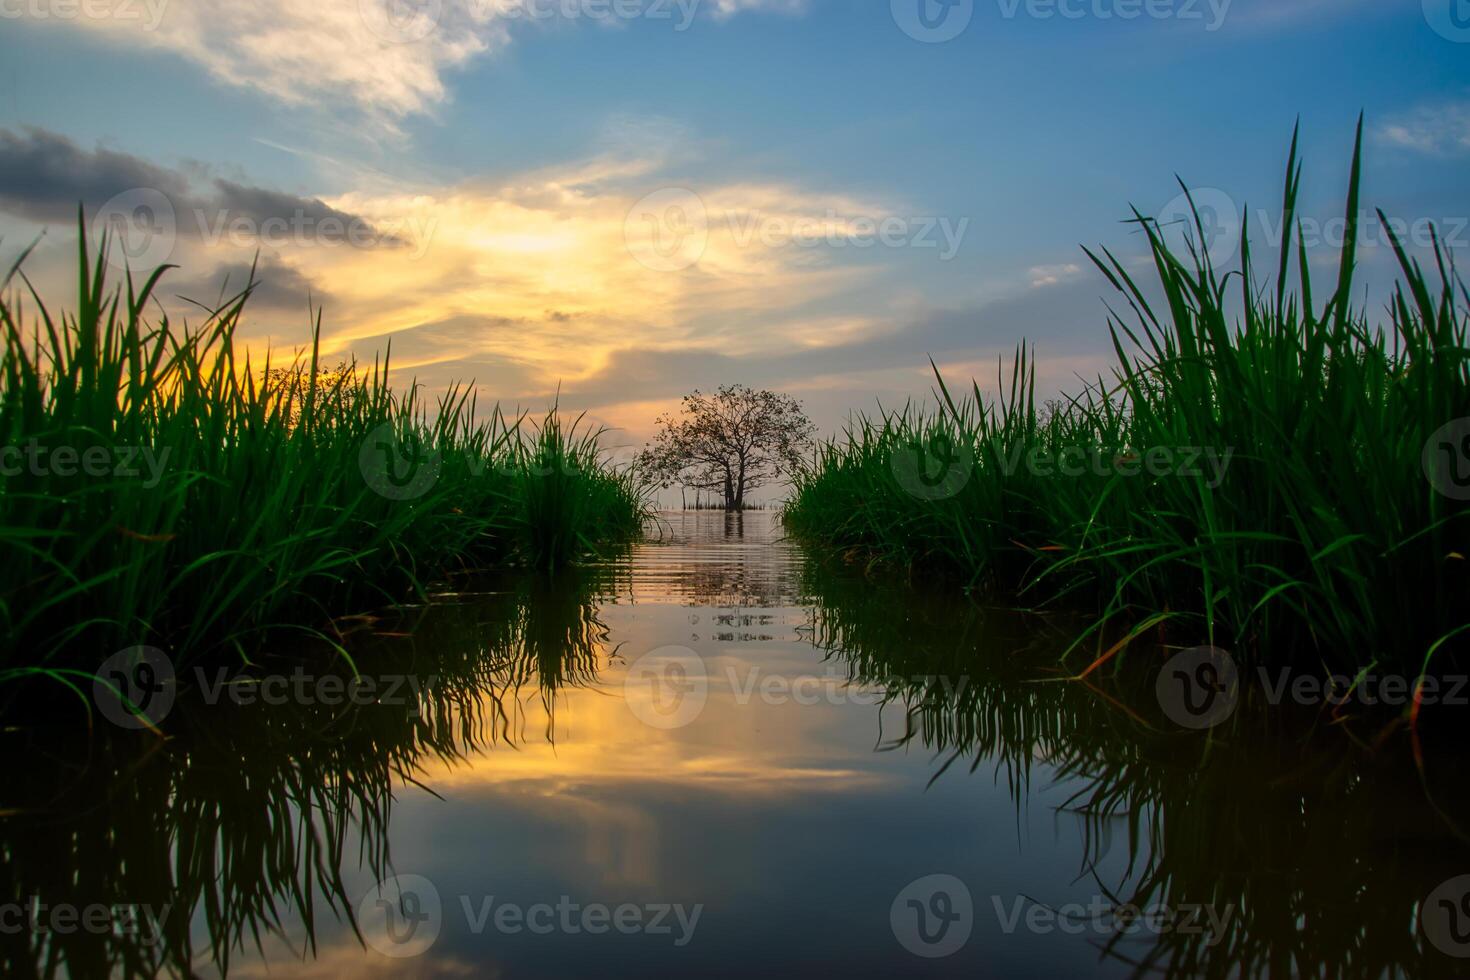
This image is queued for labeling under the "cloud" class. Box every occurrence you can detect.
[504,276,1116,430]
[166,257,333,314]
[707,0,810,16]
[0,127,190,224]
[1028,263,1083,288]
[0,127,402,250]
[35,1,495,127]
[1375,101,1470,156]
[276,152,912,382]
[2,125,1124,450]
[14,0,810,126]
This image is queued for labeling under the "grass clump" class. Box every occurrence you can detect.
[784,124,1470,676]
[0,220,646,695]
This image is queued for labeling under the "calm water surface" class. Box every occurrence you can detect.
[4,511,1470,978]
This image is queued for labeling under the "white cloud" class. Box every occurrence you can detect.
[1376,101,1470,156]
[1028,263,1083,288]
[16,0,809,126]
[707,0,809,16]
[51,1,497,126]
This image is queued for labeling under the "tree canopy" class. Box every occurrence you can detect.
[637,385,815,510]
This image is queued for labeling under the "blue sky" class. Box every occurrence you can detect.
[0,0,1467,447]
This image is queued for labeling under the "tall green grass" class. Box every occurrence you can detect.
[0,219,646,695]
[785,125,1470,676]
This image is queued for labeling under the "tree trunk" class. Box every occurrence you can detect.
[735,457,747,512]
[723,471,736,511]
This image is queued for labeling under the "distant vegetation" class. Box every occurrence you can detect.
[0,224,646,702]
[785,125,1470,678]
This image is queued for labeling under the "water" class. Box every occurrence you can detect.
[3,511,1470,978]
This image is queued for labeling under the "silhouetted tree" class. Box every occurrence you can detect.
[637,385,814,510]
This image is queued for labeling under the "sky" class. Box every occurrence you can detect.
[0,0,1467,459]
